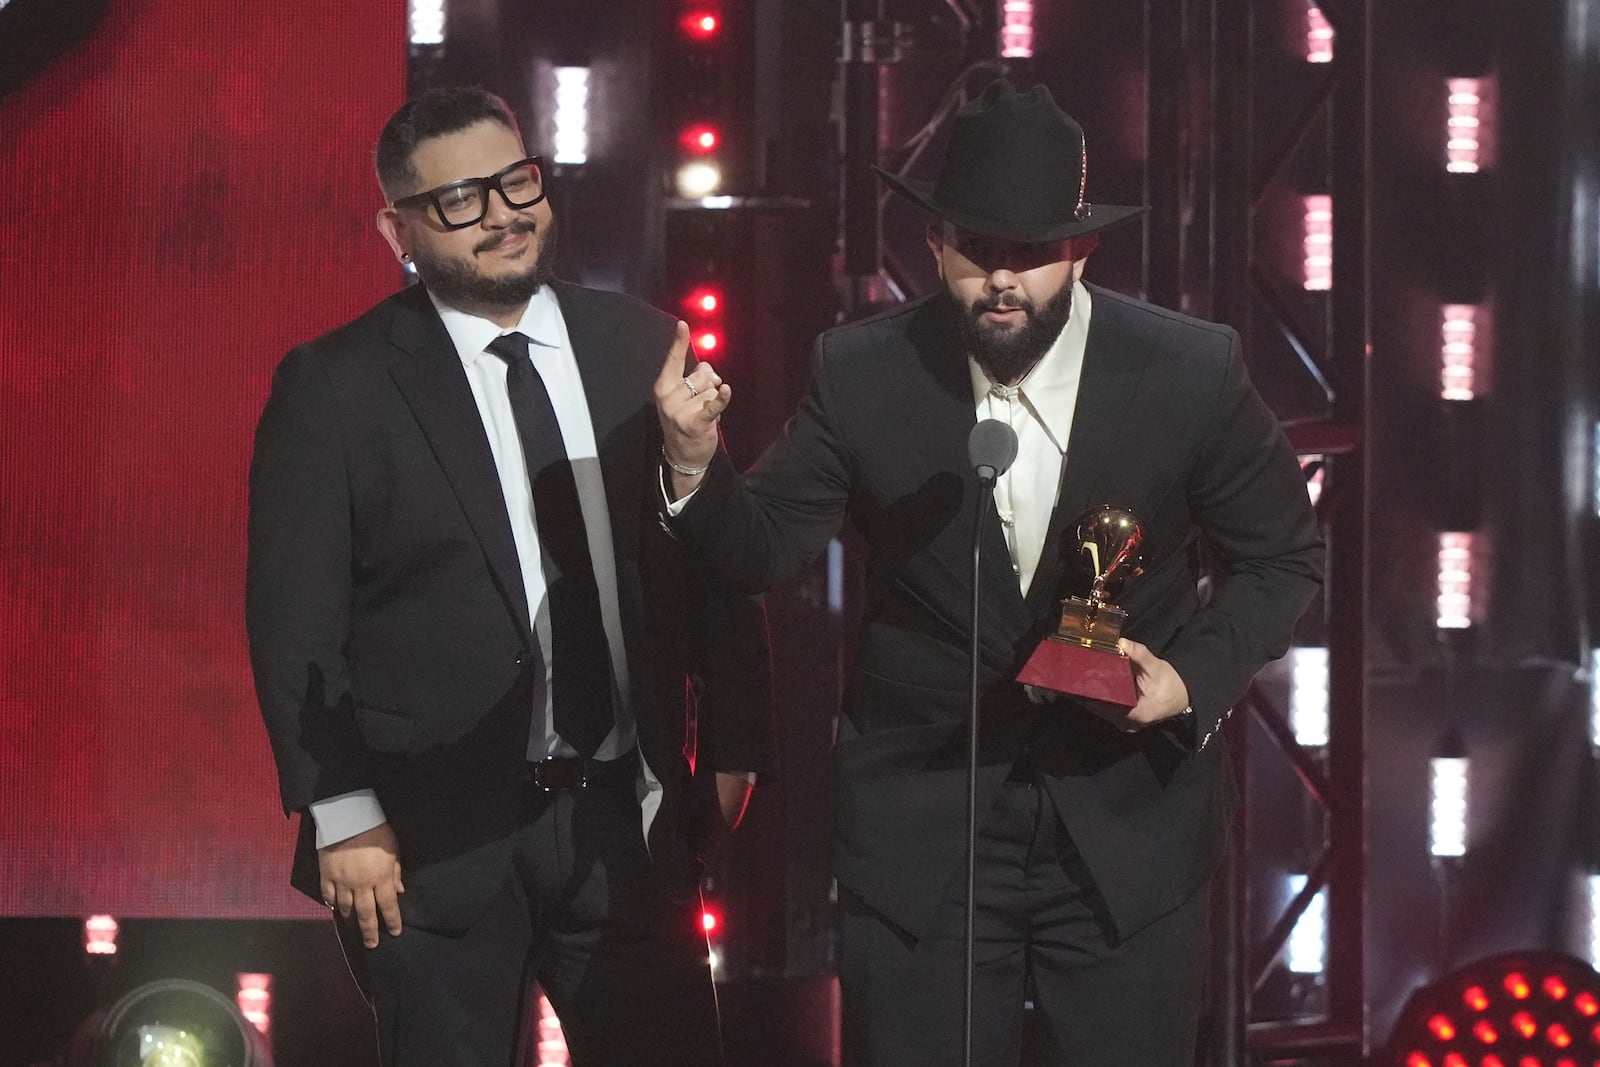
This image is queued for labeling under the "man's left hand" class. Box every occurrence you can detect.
[1078,639,1192,734]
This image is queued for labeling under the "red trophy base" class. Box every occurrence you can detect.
[1017,636,1139,707]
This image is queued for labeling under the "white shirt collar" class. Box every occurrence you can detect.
[966,280,1092,450]
[428,284,564,368]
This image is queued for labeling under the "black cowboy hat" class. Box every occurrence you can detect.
[874,79,1147,243]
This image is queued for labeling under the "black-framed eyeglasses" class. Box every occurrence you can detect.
[391,156,546,231]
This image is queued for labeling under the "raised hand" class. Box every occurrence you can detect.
[654,321,731,488]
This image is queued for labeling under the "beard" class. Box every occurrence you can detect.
[412,214,558,312]
[954,281,1074,386]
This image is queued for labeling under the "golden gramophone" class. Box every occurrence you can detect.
[1016,505,1146,706]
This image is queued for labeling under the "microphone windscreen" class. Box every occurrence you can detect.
[968,419,1019,480]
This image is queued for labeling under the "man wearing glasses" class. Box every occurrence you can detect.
[246,86,772,1065]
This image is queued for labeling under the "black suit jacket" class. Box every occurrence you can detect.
[247,280,773,933]
[676,285,1323,941]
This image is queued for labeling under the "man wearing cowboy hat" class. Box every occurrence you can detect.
[656,79,1323,1063]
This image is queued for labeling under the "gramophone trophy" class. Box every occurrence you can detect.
[1016,505,1146,706]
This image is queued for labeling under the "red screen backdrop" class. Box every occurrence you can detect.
[0,0,402,917]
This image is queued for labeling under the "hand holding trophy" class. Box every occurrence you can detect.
[1017,505,1146,706]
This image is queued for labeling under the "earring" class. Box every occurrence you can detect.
[400,252,412,262]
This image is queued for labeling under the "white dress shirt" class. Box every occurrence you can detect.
[310,286,639,848]
[971,280,1092,596]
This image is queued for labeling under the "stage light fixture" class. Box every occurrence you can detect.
[63,978,273,1067]
[1305,5,1335,63]
[552,67,590,166]
[1286,873,1329,974]
[1586,875,1600,968]
[675,161,722,199]
[1435,532,1474,631]
[84,914,118,956]
[1591,426,1600,518]
[681,11,720,40]
[408,0,444,46]
[678,125,720,153]
[1385,952,1600,1067]
[1446,79,1483,174]
[685,288,720,314]
[1302,195,1333,291]
[1588,650,1600,751]
[534,990,570,1067]
[1290,645,1330,747]
[1000,1,1035,59]
[1439,304,1479,401]
[235,973,271,1037]
[1428,731,1469,859]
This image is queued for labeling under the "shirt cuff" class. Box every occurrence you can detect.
[308,789,388,849]
[658,466,700,515]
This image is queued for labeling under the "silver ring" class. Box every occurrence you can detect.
[684,377,699,398]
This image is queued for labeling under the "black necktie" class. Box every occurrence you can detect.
[486,332,614,756]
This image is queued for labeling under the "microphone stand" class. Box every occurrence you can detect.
[964,466,999,1067]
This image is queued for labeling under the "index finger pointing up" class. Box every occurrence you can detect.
[657,320,692,390]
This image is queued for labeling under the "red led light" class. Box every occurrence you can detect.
[1516,1058,1540,1067]
[1512,1012,1538,1039]
[701,909,718,933]
[679,125,720,154]
[1473,1020,1500,1044]
[1430,1015,1459,1041]
[683,288,721,315]
[681,11,720,39]
[696,331,720,352]
[1405,1053,1432,1067]
[1443,1054,1468,1067]
[1506,973,1533,1000]
[1465,986,1492,1011]
[1547,1023,1572,1049]
[1544,976,1570,1001]
[1576,992,1599,1016]
[83,915,119,957]
[1480,1056,1505,1067]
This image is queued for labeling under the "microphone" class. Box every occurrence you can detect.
[968,419,1019,482]
[961,416,1017,1066]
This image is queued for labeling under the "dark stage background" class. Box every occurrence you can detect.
[0,0,402,921]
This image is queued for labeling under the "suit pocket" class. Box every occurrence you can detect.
[354,702,413,754]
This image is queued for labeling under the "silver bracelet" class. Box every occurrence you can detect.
[661,446,710,478]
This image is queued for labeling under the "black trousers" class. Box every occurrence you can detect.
[347,777,721,1067]
[839,776,1210,1067]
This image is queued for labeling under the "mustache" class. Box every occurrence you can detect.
[972,293,1032,314]
[474,219,539,254]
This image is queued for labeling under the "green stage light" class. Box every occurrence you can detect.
[63,979,272,1067]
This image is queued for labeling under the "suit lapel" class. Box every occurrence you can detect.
[1027,287,1151,617]
[386,287,534,640]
